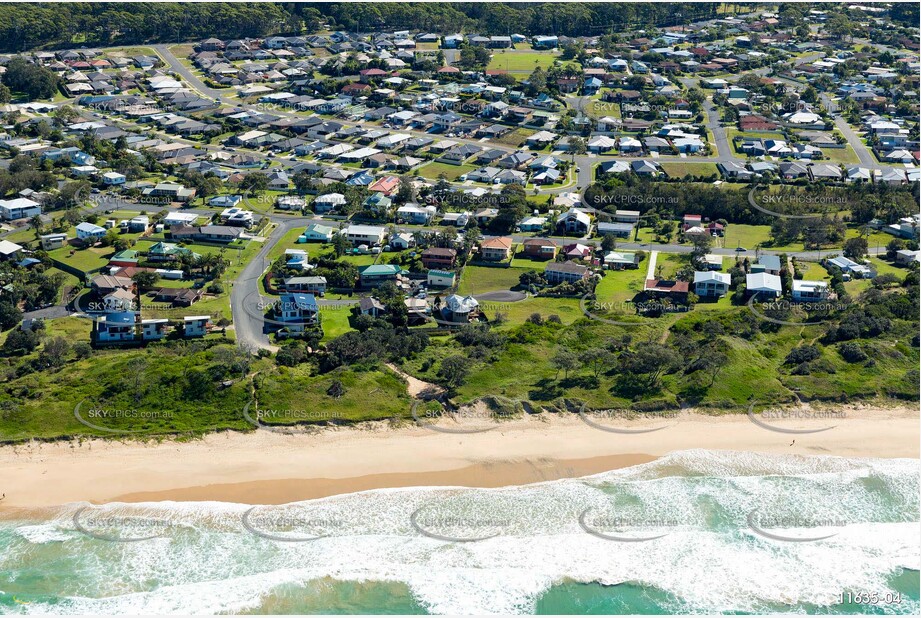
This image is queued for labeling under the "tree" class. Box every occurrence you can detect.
[584,347,614,379]
[620,343,679,387]
[843,237,868,260]
[331,232,351,257]
[2,328,39,355]
[3,57,60,99]
[600,234,617,252]
[550,349,580,380]
[240,172,268,196]
[132,271,160,291]
[438,355,471,389]
[0,301,22,331]
[885,239,905,260]
[327,379,346,399]
[38,336,69,368]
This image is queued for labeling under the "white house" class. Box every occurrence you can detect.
[0,197,41,221]
[792,280,829,302]
[183,316,210,338]
[76,221,107,241]
[694,271,731,298]
[102,171,126,185]
[342,224,386,246]
[746,272,782,298]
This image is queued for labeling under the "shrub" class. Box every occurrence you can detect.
[838,342,867,363]
[784,345,821,365]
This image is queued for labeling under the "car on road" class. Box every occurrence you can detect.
[736,246,747,252]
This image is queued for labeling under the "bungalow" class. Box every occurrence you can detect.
[396,203,436,224]
[442,294,480,323]
[895,249,920,266]
[808,164,842,181]
[358,263,403,288]
[421,247,457,269]
[791,280,829,302]
[479,236,513,261]
[523,238,558,259]
[299,223,335,243]
[169,225,243,244]
[209,195,242,208]
[358,296,387,317]
[746,272,782,298]
[603,251,639,270]
[313,193,347,213]
[596,221,634,239]
[545,261,591,284]
[40,232,68,250]
[631,160,661,176]
[102,171,126,185]
[517,216,547,233]
[826,256,872,279]
[753,255,782,275]
[142,182,196,203]
[276,195,306,211]
[282,276,327,295]
[643,279,690,302]
[427,270,456,288]
[694,271,731,298]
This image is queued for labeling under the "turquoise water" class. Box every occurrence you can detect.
[0,450,918,614]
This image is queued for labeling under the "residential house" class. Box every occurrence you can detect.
[421,247,457,270]
[342,224,386,246]
[792,280,829,302]
[746,272,782,298]
[522,238,558,259]
[479,236,513,261]
[694,271,731,298]
[442,294,480,323]
[183,315,211,338]
[556,208,591,236]
[358,264,403,288]
[0,197,41,221]
[427,270,456,288]
[282,276,327,295]
[545,261,590,284]
[603,251,639,270]
[76,221,107,242]
[299,223,335,243]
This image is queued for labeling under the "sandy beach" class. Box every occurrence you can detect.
[0,405,916,509]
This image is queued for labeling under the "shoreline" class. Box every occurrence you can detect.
[0,405,916,510]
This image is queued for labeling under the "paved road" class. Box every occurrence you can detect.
[829,113,881,169]
[229,218,302,350]
[702,98,730,159]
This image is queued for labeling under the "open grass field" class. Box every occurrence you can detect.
[486,51,558,73]
[417,162,476,181]
[491,127,535,148]
[457,265,525,295]
[659,162,719,178]
[252,365,413,424]
[819,146,861,165]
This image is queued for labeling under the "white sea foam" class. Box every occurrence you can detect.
[1,451,917,615]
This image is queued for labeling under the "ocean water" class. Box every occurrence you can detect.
[0,450,917,615]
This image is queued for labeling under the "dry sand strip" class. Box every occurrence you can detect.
[0,406,916,509]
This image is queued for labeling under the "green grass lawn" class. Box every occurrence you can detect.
[417,162,476,181]
[458,265,524,295]
[594,260,648,304]
[659,162,719,179]
[47,245,112,274]
[486,51,558,72]
[491,128,536,148]
[320,305,355,341]
[252,365,413,424]
[819,146,860,165]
